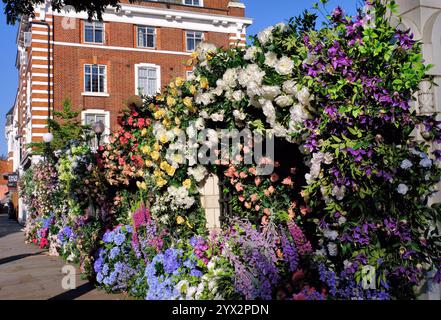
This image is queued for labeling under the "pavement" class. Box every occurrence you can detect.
[0,213,128,300]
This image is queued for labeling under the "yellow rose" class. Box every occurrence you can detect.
[141,128,148,137]
[166,96,176,107]
[162,118,171,128]
[141,145,150,154]
[183,179,192,189]
[175,77,184,87]
[189,85,197,95]
[151,151,160,161]
[183,96,193,108]
[156,177,167,187]
[145,160,153,167]
[166,166,176,177]
[153,143,161,151]
[136,181,147,190]
[159,135,168,144]
[169,81,176,89]
[174,117,181,126]
[154,109,166,120]
[200,77,209,89]
[153,169,163,177]
[176,216,185,225]
[160,161,170,171]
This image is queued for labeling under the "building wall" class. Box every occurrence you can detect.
[396,0,441,300]
[23,1,250,145]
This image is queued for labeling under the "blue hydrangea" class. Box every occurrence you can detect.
[109,247,121,260]
[113,233,126,246]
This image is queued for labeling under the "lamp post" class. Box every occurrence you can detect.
[42,132,54,162]
[92,121,105,149]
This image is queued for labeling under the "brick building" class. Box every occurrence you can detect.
[5,0,252,222]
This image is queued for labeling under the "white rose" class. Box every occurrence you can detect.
[233,109,246,121]
[297,87,313,106]
[282,80,298,96]
[274,95,293,108]
[222,68,238,88]
[275,56,294,75]
[275,22,288,32]
[244,46,260,60]
[264,51,278,68]
[232,90,245,102]
[261,85,281,100]
[257,26,274,45]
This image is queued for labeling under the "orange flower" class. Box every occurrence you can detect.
[255,177,261,187]
[270,173,279,183]
[250,194,258,202]
[235,183,244,192]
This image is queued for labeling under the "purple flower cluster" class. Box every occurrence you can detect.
[287,221,312,256]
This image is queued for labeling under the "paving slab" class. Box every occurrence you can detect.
[0,213,129,300]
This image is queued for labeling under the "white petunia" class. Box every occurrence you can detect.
[275,56,294,75]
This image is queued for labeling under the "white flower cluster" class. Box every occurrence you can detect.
[175,257,226,300]
[187,165,208,183]
[305,152,334,185]
[166,186,196,210]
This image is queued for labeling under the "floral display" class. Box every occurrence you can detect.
[21,0,441,300]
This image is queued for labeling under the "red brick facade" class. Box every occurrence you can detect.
[11,0,251,166]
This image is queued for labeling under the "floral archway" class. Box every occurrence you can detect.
[22,1,441,300]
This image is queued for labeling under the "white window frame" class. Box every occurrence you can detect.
[84,21,105,44]
[137,26,156,49]
[134,63,161,96]
[185,30,204,52]
[83,64,108,96]
[81,109,111,146]
[183,0,203,7]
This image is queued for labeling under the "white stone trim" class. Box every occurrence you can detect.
[48,3,252,35]
[32,98,53,102]
[52,40,191,56]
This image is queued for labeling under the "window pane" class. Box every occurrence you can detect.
[85,27,94,42]
[99,74,105,92]
[85,74,91,92]
[95,29,103,43]
[187,38,194,51]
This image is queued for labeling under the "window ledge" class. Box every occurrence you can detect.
[82,92,110,97]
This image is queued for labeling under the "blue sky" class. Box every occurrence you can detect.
[0,0,359,155]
